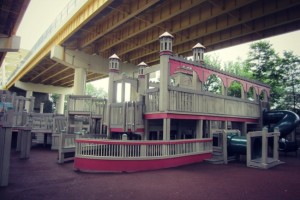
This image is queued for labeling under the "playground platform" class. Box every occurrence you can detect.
[1,146,300,200]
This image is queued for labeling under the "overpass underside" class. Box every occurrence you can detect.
[6,0,300,89]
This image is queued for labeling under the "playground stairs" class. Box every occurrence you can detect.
[205,147,235,164]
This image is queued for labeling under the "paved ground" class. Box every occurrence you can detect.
[1,146,300,200]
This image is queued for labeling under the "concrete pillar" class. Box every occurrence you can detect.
[73,67,87,95]
[2,62,6,88]
[159,32,173,111]
[25,90,33,112]
[121,79,125,102]
[57,94,65,114]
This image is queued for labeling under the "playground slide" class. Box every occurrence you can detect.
[263,110,300,138]
[263,110,299,153]
[227,110,299,156]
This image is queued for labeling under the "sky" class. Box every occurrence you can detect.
[16,0,300,92]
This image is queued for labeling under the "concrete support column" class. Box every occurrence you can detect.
[25,90,33,112]
[196,120,203,138]
[2,62,6,88]
[73,67,87,95]
[57,94,65,114]
[163,118,171,140]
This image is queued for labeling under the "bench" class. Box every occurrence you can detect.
[57,133,76,164]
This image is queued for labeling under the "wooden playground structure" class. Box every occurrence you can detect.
[1,32,299,186]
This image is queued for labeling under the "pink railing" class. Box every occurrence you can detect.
[74,138,212,172]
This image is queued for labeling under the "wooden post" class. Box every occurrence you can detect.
[196,120,203,139]
[241,122,247,136]
[261,127,268,166]
[19,128,32,159]
[0,126,12,186]
[246,131,251,167]
[223,130,228,164]
[273,127,279,162]
[40,103,44,113]
[163,118,170,140]
[0,109,13,186]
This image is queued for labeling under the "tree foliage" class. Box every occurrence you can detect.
[203,54,223,94]
[277,51,300,113]
[245,41,284,107]
[49,83,107,113]
[85,83,107,98]
[227,81,242,98]
[224,58,252,78]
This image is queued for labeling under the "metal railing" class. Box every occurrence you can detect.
[6,0,88,86]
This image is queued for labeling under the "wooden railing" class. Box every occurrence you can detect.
[145,88,159,112]
[67,95,107,116]
[75,138,212,158]
[145,86,260,118]
[110,101,144,131]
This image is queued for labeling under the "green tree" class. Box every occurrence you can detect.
[85,83,107,98]
[203,54,223,94]
[204,54,222,69]
[245,41,283,107]
[277,51,300,113]
[227,81,242,98]
[224,58,252,78]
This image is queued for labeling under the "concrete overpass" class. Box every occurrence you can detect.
[0,0,29,67]
[3,0,300,96]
